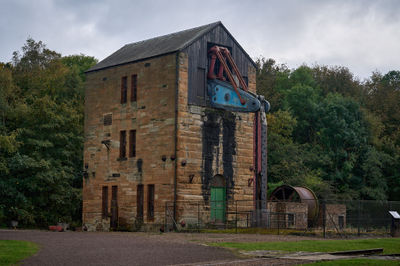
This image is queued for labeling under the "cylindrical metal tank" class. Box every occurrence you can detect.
[269,185,319,225]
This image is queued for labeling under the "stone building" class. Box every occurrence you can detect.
[318,204,347,230]
[82,22,257,231]
[267,202,308,229]
[268,185,347,230]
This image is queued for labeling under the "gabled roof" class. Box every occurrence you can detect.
[87,21,255,73]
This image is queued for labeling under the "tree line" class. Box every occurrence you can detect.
[0,39,97,227]
[258,58,400,201]
[0,39,399,227]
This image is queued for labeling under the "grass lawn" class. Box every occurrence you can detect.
[202,228,310,235]
[211,238,400,254]
[0,240,39,265]
[211,238,400,265]
[310,258,400,265]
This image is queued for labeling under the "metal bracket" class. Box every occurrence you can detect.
[101,140,111,150]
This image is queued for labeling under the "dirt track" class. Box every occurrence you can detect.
[0,230,315,265]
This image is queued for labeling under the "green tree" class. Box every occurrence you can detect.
[312,65,364,102]
[262,62,392,200]
[266,110,333,198]
[0,38,96,226]
[366,71,400,141]
[256,58,290,111]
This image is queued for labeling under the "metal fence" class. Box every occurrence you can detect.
[164,199,400,237]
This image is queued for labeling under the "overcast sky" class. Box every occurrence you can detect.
[1,0,399,80]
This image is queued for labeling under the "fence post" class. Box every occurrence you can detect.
[322,200,326,238]
[388,201,392,234]
[164,201,167,232]
[357,200,361,236]
[278,213,280,235]
[235,200,238,234]
[197,201,200,232]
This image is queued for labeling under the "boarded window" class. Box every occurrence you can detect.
[148,184,155,220]
[288,213,295,227]
[137,185,144,220]
[102,186,108,218]
[121,76,127,104]
[196,67,205,98]
[338,215,344,229]
[129,130,136,157]
[112,185,118,201]
[110,186,118,229]
[119,130,126,158]
[103,113,112,126]
[131,74,137,102]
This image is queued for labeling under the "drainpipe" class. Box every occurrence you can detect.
[173,52,180,226]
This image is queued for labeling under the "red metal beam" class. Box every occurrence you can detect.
[207,45,246,105]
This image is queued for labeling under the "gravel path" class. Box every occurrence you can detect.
[0,230,315,265]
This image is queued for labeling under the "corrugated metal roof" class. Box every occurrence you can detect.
[87,21,222,72]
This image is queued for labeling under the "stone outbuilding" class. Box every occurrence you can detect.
[268,185,347,230]
[82,22,257,231]
[318,204,347,230]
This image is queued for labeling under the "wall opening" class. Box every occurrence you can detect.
[137,184,144,221]
[110,185,118,230]
[147,184,154,220]
[102,186,108,219]
[119,131,126,159]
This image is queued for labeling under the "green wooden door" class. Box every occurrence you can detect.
[211,187,226,223]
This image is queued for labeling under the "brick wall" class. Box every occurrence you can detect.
[325,204,346,230]
[268,202,308,229]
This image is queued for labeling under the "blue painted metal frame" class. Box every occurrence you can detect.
[207,79,261,112]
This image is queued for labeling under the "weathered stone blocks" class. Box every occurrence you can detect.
[83,51,256,231]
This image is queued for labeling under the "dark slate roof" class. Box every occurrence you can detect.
[87,21,254,72]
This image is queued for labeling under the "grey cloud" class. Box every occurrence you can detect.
[1,0,399,79]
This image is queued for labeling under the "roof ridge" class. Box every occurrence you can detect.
[124,21,221,49]
[177,21,221,51]
[87,21,258,73]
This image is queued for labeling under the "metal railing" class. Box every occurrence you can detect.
[163,199,400,237]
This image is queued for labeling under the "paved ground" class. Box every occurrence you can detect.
[0,230,315,265]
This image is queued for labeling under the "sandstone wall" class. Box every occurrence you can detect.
[83,51,258,231]
[83,54,177,231]
[175,52,256,225]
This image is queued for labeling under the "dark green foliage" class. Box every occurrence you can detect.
[0,37,399,228]
[258,59,400,201]
[0,39,97,226]
[256,58,290,112]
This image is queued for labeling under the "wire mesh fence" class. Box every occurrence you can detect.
[164,199,400,237]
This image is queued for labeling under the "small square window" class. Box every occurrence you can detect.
[103,113,112,126]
